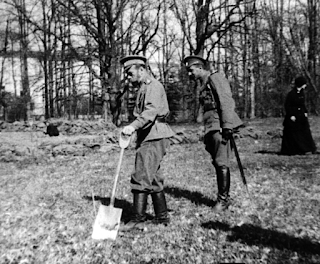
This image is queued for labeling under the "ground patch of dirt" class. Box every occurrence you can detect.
[0,118,287,162]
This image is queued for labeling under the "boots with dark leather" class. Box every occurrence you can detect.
[121,191,148,231]
[151,191,169,225]
[213,165,231,212]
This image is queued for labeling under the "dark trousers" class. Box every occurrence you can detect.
[204,130,232,202]
[131,138,170,193]
[204,130,232,169]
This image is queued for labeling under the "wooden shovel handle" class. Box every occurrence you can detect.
[109,146,125,207]
[109,133,131,206]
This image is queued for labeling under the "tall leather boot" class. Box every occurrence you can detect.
[121,191,148,231]
[151,191,169,225]
[213,165,231,212]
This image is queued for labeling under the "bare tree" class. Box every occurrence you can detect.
[2,0,319,121]
[0,18,10,120]
[306,0,318,113]
[171,0,253,119]
[14,0,31,120]
[279,0,319,114]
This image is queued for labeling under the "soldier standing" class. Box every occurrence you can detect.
[183,55,243,211]
[120,55,174,230]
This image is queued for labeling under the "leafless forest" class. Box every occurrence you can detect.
[0,0,319,124]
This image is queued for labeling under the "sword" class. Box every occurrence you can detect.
[230,135,262,224]
[230,135,250,197]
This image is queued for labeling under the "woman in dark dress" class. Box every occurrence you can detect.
[280,76,317,155]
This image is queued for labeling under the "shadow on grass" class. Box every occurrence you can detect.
[256,150,281,155]
[256,150,320,156]
[164,186,215,207]
[82,195,153,223]
[202,221,320,255]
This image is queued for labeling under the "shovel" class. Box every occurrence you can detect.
[92,132,131,240]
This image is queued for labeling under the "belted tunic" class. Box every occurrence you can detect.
[130,75,174,145]
[198,72,243,168]
[129,74,174,193]
[198,72,243,135]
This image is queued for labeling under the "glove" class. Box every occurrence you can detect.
[222,128,233,144]
[122,125,135,136]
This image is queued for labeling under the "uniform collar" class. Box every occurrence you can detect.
[203,72,212,83]
[199,72,213,90]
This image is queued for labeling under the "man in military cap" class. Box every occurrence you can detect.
[120,55,175,230]
[183,55,243,211]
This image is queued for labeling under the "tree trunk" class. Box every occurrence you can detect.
[307,0,319,114]
[96,3,110,122]
[18,0,31,120]
[248,1,256,119]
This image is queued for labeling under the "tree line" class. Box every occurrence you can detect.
[0,0,319,124]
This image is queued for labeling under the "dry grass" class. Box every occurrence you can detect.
[1,117,320,264]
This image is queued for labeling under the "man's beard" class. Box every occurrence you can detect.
[131,80,139,86]
[130,73,142,86]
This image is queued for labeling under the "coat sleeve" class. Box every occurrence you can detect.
[209,73,236,129]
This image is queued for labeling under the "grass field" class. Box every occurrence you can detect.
[1,117,320,264]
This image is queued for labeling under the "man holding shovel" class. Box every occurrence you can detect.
[120,55,174,231]
[183,55,243,212]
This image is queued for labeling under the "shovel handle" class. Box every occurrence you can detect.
[109,146,125,207]
[109,133,131,206]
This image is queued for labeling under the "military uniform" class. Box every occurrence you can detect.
[130,74,174,192]
[184,55,243,210]
[200,72,243,167]
[120,55,174,230]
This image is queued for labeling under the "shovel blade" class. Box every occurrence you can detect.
[92,204,122,240]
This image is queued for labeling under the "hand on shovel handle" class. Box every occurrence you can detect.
[119,132,131,149]
[122,125,135,136]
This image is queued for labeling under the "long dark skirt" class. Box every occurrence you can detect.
[281,127,316,155]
